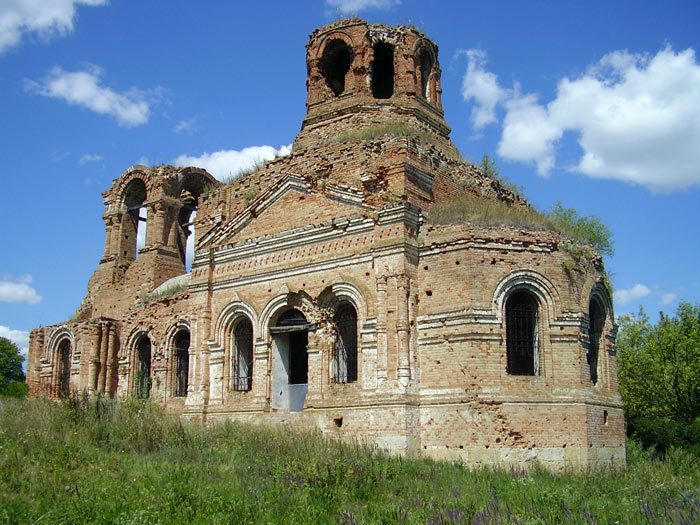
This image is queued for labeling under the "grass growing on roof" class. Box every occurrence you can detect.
[431,197,614,258]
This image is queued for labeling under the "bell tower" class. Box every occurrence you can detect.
[294,19,453,152]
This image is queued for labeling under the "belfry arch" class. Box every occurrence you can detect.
[120,178,148,260]
[320,39,352,96]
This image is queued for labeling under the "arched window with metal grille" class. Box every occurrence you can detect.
[173,330,190,397]
[505,290,539,375]
[333,303,358,383]
[233,319,253,391]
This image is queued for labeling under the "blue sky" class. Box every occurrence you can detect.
[2,0,699,361]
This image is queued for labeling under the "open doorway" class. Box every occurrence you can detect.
[270,309,310,412]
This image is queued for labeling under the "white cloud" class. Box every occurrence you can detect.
[0,0,107,54]
[173,144,292,182]
[614,283,651,305]
[461,46,700,191]
[27,65,152,127]
[661,292,678,305]
[325,0,400,13]
[174,118,197,134]
[0,276,41,304]
[79,153,103,164]
[499,91,562,175]
[461,50,508,130]
[0,325,30,363]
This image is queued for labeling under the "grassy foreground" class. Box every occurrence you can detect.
[1,397,699,524]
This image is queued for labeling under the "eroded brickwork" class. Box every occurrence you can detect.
[28,19,625,468]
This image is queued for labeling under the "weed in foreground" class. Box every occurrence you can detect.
[1,397,699,524]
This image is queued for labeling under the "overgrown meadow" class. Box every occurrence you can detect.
[1,396,698,524]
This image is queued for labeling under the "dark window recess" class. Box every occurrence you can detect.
[233,319,254,391]
[174,331,190,397]
[58,340,72,398]
[320,39,351,96]
[588,299,604,385]
[506,291,538,375]
[137,337,151,399]
[372,42,394,99]
[420,49,432,99]
[333,303,358,383]
[289,331,308,384]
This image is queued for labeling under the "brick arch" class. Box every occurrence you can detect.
[259,291,316,343]
[164,320,191,359]
[492,269,560,324]
[311,30,356,62]
[45,326,74,364]
[317,281,367,319]
[215,301,258,347]
[177,167,219,196]
[111,167,153,209]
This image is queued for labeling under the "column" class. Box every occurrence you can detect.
[106,324,118,397]
[88,323,102,393]
[98,323,110,394]
[396,274,411,386]
[376,276,388,380]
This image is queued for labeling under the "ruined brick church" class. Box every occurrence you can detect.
[28,19,625,467]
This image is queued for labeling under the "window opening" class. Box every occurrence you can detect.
[137,336,151,398]
[174,330,190,397]
[122,179,147,259]
[320,39,351,96]
[588,299,604,385]
[178,191,197,271]
[333,303,358,383]
[233,319,254,391]
[419,49,432,100]
[58,339,72,398]
[506,291,538,375]
[372,42,394,99]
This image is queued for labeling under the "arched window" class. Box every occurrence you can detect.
[320,39,352,97]
[58,339,72,398]
[372,42,394,99]
[136,336,151,398]
[233,319,253,391]
[505,290,539,375]
[419,48,432,100]
[333,303,358,383]
[122,179,147,259]
[173,330,190,397]
[588,299,604,385]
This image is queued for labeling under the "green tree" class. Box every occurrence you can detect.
[617,303,700,451]
[550,201,614,257]
[480,154,499,178]
[0,336,28,398]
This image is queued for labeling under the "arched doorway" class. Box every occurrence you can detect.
[270,308,310,411]
[57,339,72,398]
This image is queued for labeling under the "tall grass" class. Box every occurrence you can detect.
[1,396,699,524]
